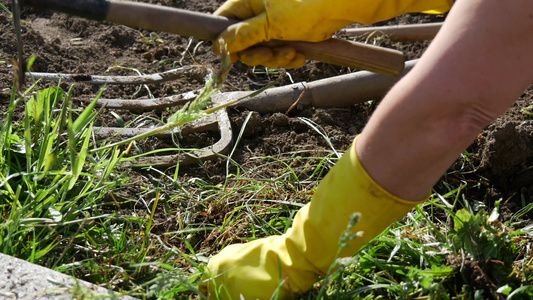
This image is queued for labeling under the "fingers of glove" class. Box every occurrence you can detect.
[203,238,292,300]
[239,46,306,69]
[266,48,306,69]
[214,0,265,19]
[229,52,239,63]
[215,13,270,54]
[238,46,274,66]
[280,53,306,69]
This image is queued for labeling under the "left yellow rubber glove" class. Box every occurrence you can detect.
[202,137,427,299]
[213,0,453,68]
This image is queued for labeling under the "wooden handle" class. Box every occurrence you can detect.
[274,39,405,76]
[22,0,405,75]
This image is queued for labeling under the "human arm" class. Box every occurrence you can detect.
[357,0,533,201]
[213,0,452,68]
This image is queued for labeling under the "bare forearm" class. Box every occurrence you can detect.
[357,0,533,201]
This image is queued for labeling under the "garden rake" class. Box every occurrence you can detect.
[28,66,234,167]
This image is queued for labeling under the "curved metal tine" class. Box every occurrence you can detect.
[93,90,247,112]
[26,65,209,85]
[93,113,219,139]
[125,108,233,167]
[94,90,199,111]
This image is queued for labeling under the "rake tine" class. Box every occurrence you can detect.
[26,65,209,85]
[117,109,233,167]
[94,113,219,139]
[92,90,201,111]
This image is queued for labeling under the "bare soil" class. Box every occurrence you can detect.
[1,0,532,298]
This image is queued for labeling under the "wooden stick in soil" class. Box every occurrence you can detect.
[21,0,405,76]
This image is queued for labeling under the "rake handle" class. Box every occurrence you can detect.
[21,0,405,76]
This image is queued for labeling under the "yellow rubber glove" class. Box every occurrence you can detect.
[213,0,453,68]
[203,137,427,299]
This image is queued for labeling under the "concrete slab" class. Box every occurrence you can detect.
[0,253,137,299]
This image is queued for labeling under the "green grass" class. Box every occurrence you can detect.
[0,2,12,18]
[2,65,533,299]
[318,197,533,299]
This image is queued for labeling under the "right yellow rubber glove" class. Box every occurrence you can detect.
[213,0,453,68]
[203,137,427,299]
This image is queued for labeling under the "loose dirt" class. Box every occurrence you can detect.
[1,0,532,298]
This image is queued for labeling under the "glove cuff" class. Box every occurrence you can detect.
[350,136,431,205]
